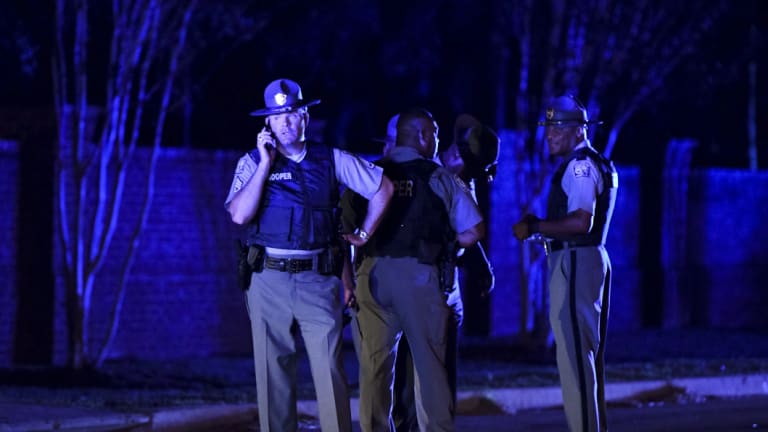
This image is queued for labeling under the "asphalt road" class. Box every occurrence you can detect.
[216,395,768,431]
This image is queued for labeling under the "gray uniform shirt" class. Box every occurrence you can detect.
[225,145,384,206]
[225,144,384,255]
[561,141,604,217]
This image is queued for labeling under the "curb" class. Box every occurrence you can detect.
[151,404,258,432]
[454,374,768,415]
[295,374,768,421]
[0,413,150,432]
[2,374,766,430]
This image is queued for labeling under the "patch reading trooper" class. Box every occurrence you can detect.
[573,160,591,178]
[393,179,414,197]
[269,172,293,181]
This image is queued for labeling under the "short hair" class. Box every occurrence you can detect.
[395,108,434,147]
[397,108,433,127]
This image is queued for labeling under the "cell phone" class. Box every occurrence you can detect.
[264,121,276,150]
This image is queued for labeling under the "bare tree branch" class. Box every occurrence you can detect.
[97,0,198,365]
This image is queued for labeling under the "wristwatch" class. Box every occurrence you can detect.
[354,227,369,241]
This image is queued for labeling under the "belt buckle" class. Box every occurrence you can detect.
[276,259,286,272]
[288,259,300,273]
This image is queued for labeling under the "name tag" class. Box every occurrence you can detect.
[269,172,293,181]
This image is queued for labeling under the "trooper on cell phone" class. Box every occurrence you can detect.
[225,78,394,432]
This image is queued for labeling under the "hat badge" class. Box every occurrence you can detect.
[546,108,554,120]
[274,92,287,106]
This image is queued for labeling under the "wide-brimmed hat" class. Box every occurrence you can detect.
[249,78,321,117]
[457,124,501,181]
[453,113,481,144]
[538,95,603,126]
[372,114,399,143]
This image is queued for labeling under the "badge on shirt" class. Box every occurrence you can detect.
[573,161,591,178]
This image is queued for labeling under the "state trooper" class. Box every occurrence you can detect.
[225,78,393,432]
[513,95,618,432]
[351,108,485,432]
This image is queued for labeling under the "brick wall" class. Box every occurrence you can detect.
[604,165,643,331]
[2,138,767,364]
[685,169,768,329]
[0,140,19,367]
[51,147,249,364]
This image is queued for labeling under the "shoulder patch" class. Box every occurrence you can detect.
[232,177,244,193]
[452,174,471,193]
[230,154,256,194]
[572,160,591,178]
[236,157,247,172]
[341,148,376,169]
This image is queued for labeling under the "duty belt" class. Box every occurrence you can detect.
[549,240,602,252]
[265,256,317,273]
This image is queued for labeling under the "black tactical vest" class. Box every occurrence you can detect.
[247,142,339,250]
[365,158,453,264]
[547,146,618,246]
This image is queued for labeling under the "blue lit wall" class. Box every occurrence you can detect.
[48,148,250,364]
[1,143,768,364]
[683,169,768,328]
[0,140,19,367]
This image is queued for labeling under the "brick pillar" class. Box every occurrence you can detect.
[660,138,697,328]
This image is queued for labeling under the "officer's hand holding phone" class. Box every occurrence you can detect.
[256,122,277,166]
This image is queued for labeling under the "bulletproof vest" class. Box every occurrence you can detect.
[365,158,453,263]
[247,142,339,250]
[547,146,618,246]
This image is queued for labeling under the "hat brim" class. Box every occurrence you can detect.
[538,119,604,126]
[249,99,321,117]
[371,135,397,144]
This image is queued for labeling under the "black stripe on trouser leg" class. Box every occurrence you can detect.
[569,249,589,432]
[596,266,611,430]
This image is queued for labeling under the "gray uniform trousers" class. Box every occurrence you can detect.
[246,264,352,432]
[548,245,612,432]
[392,265,461,432]
[355,256,454,432]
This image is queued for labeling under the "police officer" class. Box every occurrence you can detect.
[513,95,618,432]
[225,78,393,432]
[353,108,485,432]
[391,114,499,432]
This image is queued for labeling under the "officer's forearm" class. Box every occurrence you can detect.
[360,175,393,236]
[539,209,592,237]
